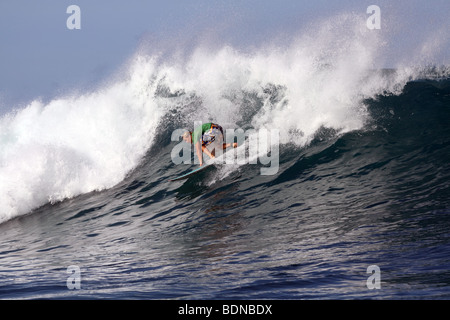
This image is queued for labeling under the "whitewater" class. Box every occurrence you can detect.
[0,12,449,299]
[0,14,410,223]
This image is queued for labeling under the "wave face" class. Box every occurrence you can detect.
[1,14,450,299]
[0,14,407,223]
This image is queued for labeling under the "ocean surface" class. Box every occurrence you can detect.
[1,15,450,299]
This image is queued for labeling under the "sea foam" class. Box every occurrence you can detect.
[0,13,420,223]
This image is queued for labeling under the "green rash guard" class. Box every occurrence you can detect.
[192,123,213,144]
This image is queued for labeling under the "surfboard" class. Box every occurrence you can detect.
[169,141,244,182]
[169,163,214,182]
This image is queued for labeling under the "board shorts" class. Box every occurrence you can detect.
[202,124,224,152]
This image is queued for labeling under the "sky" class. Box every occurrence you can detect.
[0,0,449,110]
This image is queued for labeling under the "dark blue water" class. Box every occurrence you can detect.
[1,73,449,300]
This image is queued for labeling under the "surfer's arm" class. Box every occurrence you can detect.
[202,145,215,160]
[195,141,204,166]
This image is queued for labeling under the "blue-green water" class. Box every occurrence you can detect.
[1,73,449,299]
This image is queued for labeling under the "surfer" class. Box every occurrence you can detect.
[182,123,237,166]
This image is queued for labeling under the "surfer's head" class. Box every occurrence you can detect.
[182,131,192,143]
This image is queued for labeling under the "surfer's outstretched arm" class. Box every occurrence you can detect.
[202,145,215,161]
[195,141,204,166]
